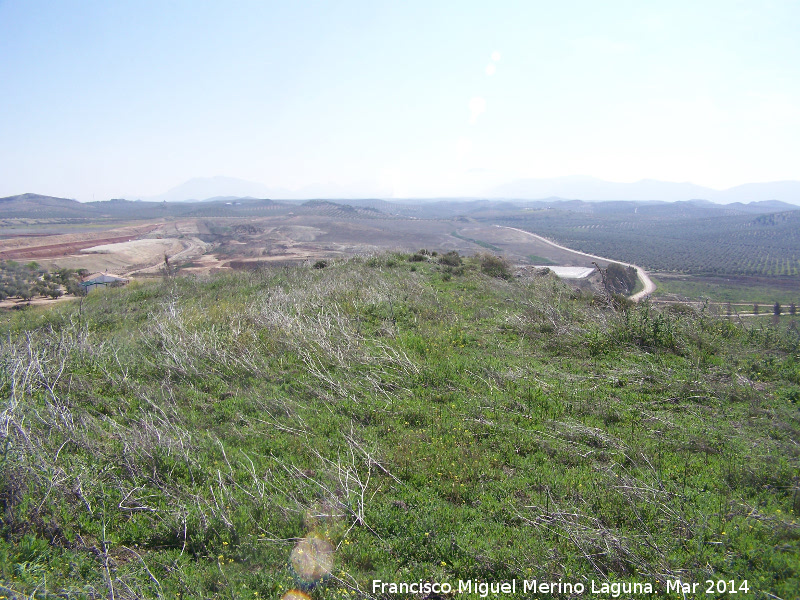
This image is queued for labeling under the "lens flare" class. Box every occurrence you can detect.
[280,590,312,600]
[289,534,334,588]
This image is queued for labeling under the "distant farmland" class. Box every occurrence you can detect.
[495,209,800,278]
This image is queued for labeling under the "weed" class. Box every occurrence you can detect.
[0,255,798,597]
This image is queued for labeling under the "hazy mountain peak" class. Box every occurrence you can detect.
[141,176,391,202]
[144,177,284,202]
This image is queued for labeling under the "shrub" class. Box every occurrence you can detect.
[439,251,462,267]
[605,263,637,295]
[313,260,328,269]
[479,253,511,279]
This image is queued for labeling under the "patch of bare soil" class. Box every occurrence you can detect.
[0,233,148,260]
[0,224,160,259]
[458,226,601,266]
[175,253,232,274]
[0,295,79,310]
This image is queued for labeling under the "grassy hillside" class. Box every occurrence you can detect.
[1,254,799,599]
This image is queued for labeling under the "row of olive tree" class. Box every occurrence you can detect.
[0,260,87,301]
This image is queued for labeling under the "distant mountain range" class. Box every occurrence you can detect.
[136,175,800,204]
[4,176,800,205]
[2,192,799,221]
[484,176,800,204]
[143,176,392,202]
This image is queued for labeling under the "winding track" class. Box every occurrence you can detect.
[493,225,656,302]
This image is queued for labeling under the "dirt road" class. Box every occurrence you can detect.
[494,226,656,301]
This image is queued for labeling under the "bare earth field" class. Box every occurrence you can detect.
[0,220,208,275]
[0,213,616,286]
[0,295,79,310]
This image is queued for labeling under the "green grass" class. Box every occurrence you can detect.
[653,275,800,305]
[526,254,556,265]
[450,231,503,252]
[1,254,799,599]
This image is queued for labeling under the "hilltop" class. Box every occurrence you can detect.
[0,254,798,598]
[0,193,103,219]
[2,192,799,222]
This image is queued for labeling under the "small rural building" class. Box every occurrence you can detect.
[81,272,129,292]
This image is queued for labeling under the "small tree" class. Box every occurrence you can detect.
[66,279,87,296]
[773,302,782,316]
[753,303,759,315]
[33,281,48,297]
[56,268,73,285]
[789,302,796,315]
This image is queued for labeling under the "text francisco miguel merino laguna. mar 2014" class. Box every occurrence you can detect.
[372,577,752,597]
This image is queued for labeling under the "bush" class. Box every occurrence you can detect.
[439,251,462,267]
[478,253,511,279]
[313,260,328,269]
[605,263,637,295]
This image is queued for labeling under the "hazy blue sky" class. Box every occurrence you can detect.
[1,1,798,200]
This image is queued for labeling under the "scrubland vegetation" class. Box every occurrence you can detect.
[1,253,799,598]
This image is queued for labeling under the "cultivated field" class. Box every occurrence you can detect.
[0,212,612,281]
[3,195,799,307]
[495,207,800,278]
